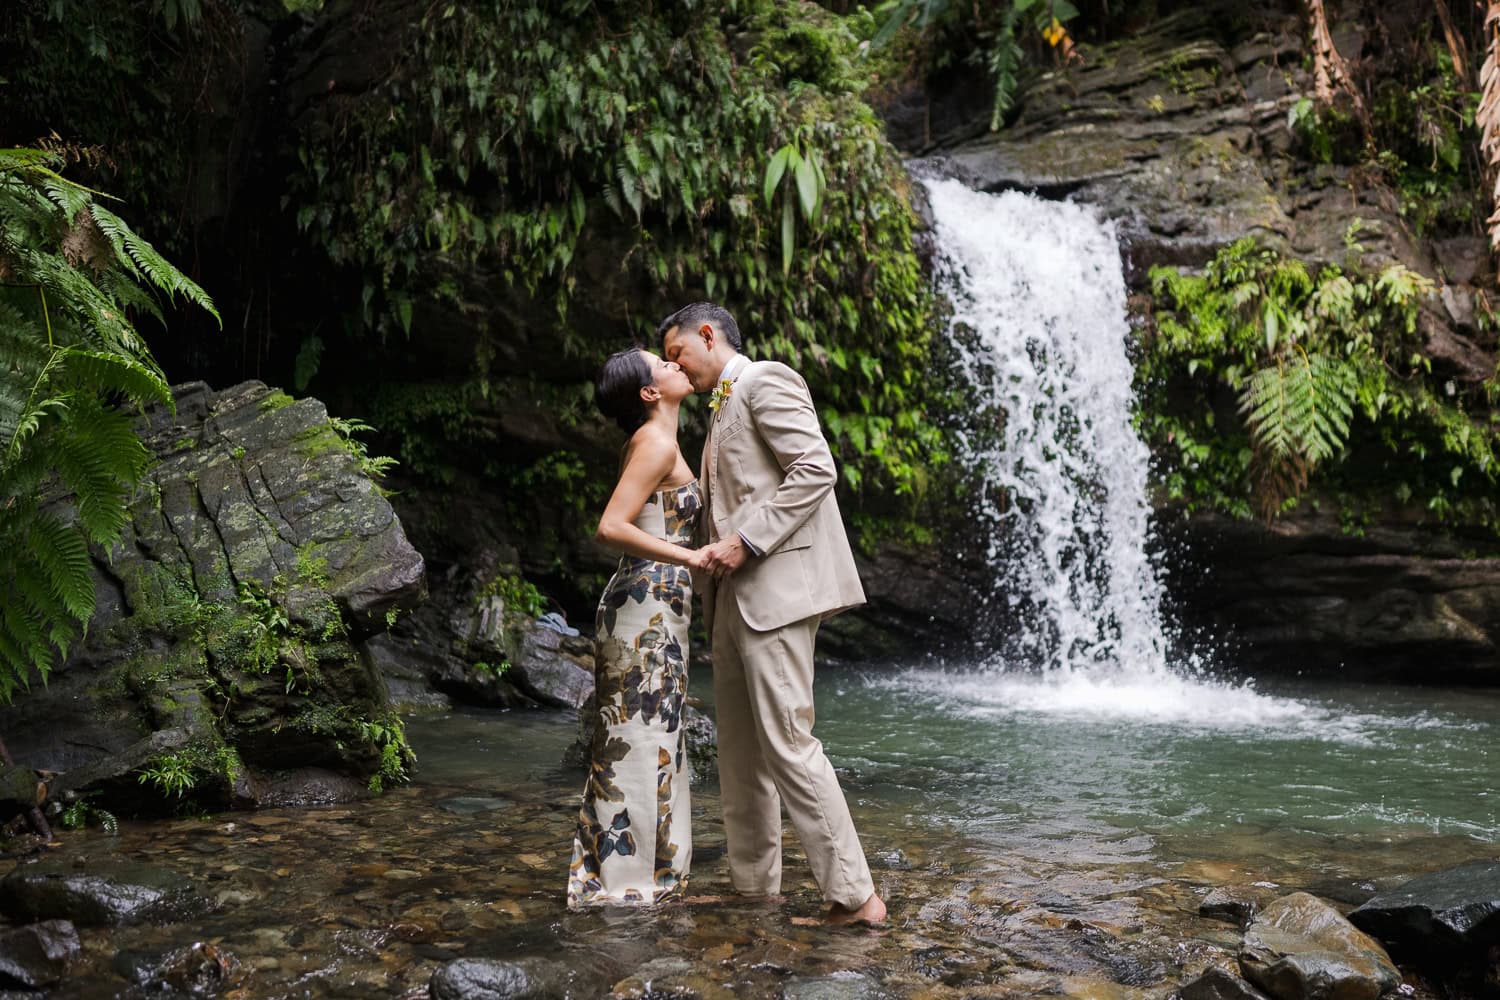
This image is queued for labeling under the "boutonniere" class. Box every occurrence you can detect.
[708,378,735,413]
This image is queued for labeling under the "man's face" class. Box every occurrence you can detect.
[662,324,717,393]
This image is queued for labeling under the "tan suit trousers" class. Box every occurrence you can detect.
[711,581,875,910]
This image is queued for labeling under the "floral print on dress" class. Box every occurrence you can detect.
[568,480,698,909]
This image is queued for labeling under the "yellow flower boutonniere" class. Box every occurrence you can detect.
[708,378,734,413]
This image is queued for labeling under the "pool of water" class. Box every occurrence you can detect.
[825,664,1500,852]
[7,662,1495,998]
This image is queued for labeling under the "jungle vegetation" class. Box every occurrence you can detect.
[4,0,1500,703]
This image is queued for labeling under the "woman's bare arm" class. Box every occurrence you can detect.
[596,432,704,568]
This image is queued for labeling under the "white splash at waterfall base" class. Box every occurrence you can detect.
[906,177,1301,726]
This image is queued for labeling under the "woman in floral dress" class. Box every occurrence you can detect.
[568,347,706,908]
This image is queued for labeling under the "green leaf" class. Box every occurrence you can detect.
[763,145,793,207]
[781,194,795,276]
[794,153,819,221]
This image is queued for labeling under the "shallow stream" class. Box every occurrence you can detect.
[14,663,1497,998]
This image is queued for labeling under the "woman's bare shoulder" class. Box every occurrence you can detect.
[622,425,678,467]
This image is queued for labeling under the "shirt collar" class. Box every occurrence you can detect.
[716,353,748,385]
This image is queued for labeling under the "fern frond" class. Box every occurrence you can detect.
[987,8,1023,131]
[0,150,215,700]
[52,401,148,545]
[26,513,96,623]
[59,348,171,409]
[1239,350,1358,470]
[88,203,222,325]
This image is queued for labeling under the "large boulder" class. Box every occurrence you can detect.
[1180,967,1273,1000]
[1237,893,1400,1000]
[0,381,426,812]
[1348,860,1500,966]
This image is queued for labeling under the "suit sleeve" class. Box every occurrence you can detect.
[733,363,837,555]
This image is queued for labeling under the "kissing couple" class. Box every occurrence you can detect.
[565,301,887,925]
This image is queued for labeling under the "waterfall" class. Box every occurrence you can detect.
[922,177,1175,677]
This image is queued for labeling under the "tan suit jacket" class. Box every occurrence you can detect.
[697,359,866,634]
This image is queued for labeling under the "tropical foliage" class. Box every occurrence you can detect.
[872,0,1082,130]
[0,149,218,701]
[289,0,942,496]
[1142,238,1500,529]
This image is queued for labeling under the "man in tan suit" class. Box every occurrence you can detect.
[658,301,886,924]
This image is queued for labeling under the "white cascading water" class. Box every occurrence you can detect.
[898,177,1317,726]
[924,177,1171,676]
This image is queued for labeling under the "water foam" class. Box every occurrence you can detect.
[869,665,1350,736]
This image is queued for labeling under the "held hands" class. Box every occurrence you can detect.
[696,535,749,578]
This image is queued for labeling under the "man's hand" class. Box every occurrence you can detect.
[702,535,749,578]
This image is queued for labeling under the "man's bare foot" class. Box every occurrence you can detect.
[826,891,886,925]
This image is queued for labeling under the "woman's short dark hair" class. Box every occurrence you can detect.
[595,348,654,434]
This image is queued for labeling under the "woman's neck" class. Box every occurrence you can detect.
[645,399,680,432]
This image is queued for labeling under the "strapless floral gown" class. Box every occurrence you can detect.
[567,480,699,908]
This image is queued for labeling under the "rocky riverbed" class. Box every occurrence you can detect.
[1,704,1495,999]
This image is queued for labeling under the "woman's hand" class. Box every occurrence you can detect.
[683,547,711,571]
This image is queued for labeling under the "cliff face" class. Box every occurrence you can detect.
[896,5,1500,683]
[0,382,426,811]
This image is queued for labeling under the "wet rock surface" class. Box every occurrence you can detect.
[1166,510,1500,683]
[0,863,207,928]
[0,921,79,989]
[0,380,426,812]
[1181,966,1274,1000]
[1201,885,1278,928]
[1238,892,1400,1000]
[1348,860,1500,965]
[113,940,242,994]
[429,956,579,999]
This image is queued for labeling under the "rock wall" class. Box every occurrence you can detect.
[0,381,426,813]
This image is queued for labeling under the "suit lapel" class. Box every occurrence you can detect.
[701,357,751,543]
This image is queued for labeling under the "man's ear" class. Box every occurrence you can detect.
[699,323,715,350]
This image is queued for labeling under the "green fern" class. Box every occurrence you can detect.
[1239,350,1357,465]
[0,149,218,703]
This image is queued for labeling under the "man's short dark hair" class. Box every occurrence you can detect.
[656,302,742,351]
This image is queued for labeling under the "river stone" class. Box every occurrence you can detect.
[1201,885,1276,927]
[113,941,241,993]
[1181,967,1273,1000]
[0,921,80,989]
[1348,860,1500,959]
[1238,893,1400,1000]
[506,623,593,709]
[0,862,208,927]
[782,971,890,999]
[429,957,570,1000]
[230,766,369,808]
